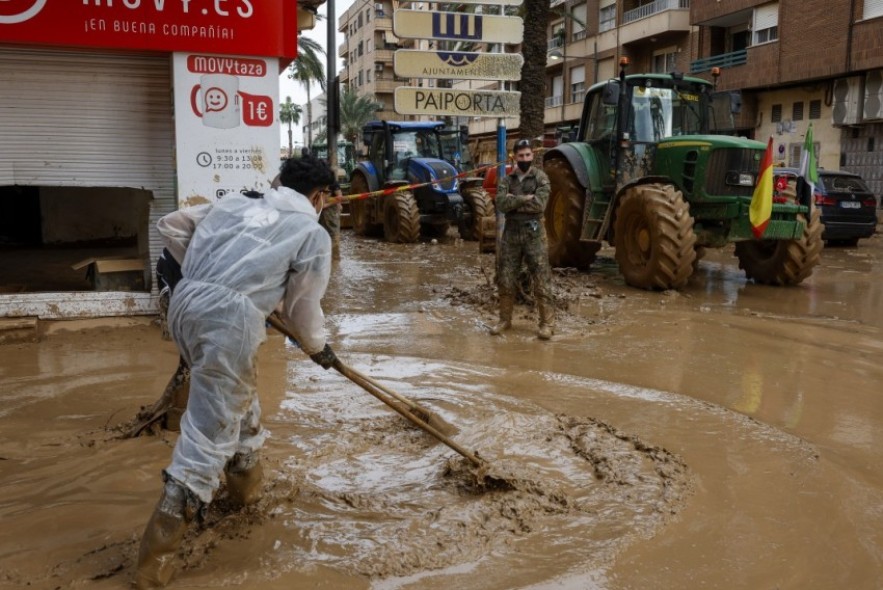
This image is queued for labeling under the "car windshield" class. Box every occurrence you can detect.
[822,175,870,193]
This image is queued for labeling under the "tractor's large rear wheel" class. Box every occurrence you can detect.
[383,191,421,243]
[614,183,697,290]
[544,157,599,269]
[734,208,823,285]
[459,186,493,241]
[349,174,380,237]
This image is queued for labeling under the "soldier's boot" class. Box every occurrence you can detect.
[224,452,263,509]
[537,300,555,341]
[489,295,514,336]
[135,477,202,589]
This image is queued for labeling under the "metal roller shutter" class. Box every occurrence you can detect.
[0,46,175,318]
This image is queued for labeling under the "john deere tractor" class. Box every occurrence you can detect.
[543,63,823,289]
[349,121,493,243]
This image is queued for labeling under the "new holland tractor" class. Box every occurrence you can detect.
[349,120,494,243]
[543,61,823,289]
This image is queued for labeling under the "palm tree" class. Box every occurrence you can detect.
[519,0,552,143]
[322,86,382,146]
[279,96,301,157]
[288,36,326,150]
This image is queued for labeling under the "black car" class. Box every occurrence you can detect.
[774,167,878,245]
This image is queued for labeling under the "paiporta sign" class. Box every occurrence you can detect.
[0,0,297,59]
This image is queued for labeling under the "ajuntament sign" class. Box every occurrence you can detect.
[394,50,523,81]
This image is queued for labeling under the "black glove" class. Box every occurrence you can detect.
[310,343,337,370]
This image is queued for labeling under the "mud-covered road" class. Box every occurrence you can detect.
[1,226,882,589]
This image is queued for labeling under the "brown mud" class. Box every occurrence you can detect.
[1,228,882,589]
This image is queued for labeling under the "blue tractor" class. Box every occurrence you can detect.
[349,121,494,243]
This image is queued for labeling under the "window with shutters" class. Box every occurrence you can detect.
[753,3,779,45]
[599,2,616,32]
[652,49,677,74]
[771,104,782,122]
[809,100,822,119]
[788,142,819,167]
[572,3,587,41]
[792,101,804,121]
[570,66,586,103]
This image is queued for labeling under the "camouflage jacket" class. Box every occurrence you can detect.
[496,166,551,218]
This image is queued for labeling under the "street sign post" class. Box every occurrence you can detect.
[394,87,521,117]
[394,50,523,81]
[393,10,523,44]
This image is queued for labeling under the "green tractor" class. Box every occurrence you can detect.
[543,63,823,289]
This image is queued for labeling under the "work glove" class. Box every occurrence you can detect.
[309,343,337,370]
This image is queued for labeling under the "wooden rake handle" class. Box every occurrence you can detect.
[332,360,483,467]
[265,313,483,467]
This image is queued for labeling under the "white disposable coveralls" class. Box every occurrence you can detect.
[157,187,331,503]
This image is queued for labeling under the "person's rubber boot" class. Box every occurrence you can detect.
[537,300,555,341]
[489,295,514,336]
[225,452,263,509]
[135,477,201,589]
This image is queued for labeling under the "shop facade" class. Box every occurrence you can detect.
[0,1,298,319]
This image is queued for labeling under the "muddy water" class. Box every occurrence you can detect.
[1,229,882,589]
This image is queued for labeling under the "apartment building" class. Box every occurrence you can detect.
[301,92,329,148]
[538,0,883,195]
[691,0,883,196]
[338,0,408,122]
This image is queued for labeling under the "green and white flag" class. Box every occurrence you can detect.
[799,123,819,188]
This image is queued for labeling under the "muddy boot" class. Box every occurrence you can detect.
[224,452,263,508]
[489,295,514,336]
[537,301,555,341]
[135,477,202,589]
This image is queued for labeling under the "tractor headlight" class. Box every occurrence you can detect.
[725,171,755,187]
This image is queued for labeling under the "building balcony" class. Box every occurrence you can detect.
[375,16,392,30]
[545,95,564,108]
[374,49,394,62]
[619,0,690,45]
[544,101,582,126]
[373,79,402,94]
[690,49,748,74]
[339,44,347,58]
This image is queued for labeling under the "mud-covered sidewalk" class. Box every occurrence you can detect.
[1,229,882,589]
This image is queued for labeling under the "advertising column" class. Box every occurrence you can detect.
[173,53,279,206]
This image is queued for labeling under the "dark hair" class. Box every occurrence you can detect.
[278,155,335,195]
[514,139,532,152]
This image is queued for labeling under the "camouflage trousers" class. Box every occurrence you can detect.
[498,217,552,305]
[319,203,341,259]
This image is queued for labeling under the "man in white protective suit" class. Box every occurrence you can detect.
[135,155,338,589]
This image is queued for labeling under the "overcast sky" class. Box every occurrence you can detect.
[279,0,360,148]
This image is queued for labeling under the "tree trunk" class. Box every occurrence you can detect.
[519,0,552,143]
[287,125,293,157]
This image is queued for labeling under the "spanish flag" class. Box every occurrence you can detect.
[749,136,774,239]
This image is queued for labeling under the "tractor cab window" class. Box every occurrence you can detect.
[371,131,387,179]
[584,91,617,142]
[629,85,704,142]
[440,131,473,170]
[392,130,442,162]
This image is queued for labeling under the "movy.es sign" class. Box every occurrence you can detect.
[0,0,297,58]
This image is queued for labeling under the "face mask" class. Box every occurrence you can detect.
[517,160,531,173]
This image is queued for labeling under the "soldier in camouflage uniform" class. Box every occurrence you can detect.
[491,139,555,340]
[319,182,342,260]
